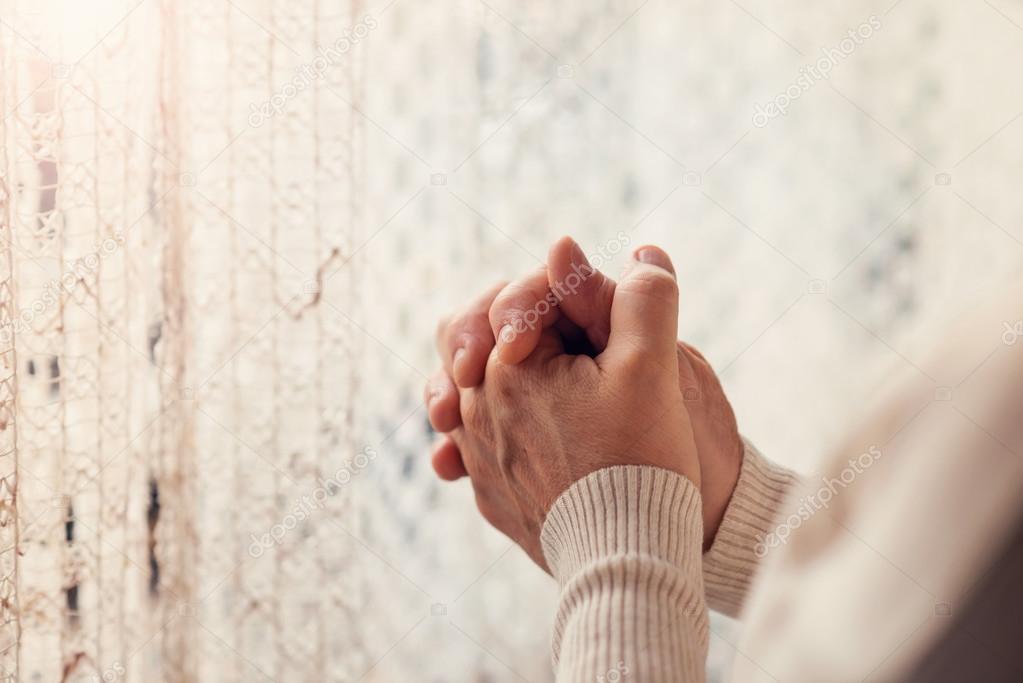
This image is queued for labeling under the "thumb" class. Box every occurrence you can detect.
[546,236,616,350]
[599,246,680,371]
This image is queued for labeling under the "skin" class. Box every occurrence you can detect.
[428,237,744,556]
[452,249,701,571]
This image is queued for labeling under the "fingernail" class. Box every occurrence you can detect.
[452,347,466,374]
[635,247,675,275]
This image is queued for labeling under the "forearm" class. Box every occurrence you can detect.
[542,466,709,682]
[702,438,800,617]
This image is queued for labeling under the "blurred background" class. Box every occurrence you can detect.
[1,0,1022,681]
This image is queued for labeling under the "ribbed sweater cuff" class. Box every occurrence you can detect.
[702,438,799,617]
[541,466,708,677]
[542,466,703,582]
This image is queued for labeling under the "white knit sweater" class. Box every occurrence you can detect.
[540,292,1023,681]
[541,441,794,682]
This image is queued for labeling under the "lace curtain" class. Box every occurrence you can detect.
[2,0,1022,681]
[2,1,369,679]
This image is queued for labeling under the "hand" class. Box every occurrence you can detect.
[427,237,743,549]
[451,249,699,570]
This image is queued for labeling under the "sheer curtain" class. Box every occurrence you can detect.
[3,0,1023,681]
[2,1,368,680]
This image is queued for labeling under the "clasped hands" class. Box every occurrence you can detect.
[425,236,743,571]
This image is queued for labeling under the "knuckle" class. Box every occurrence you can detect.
[459,387,486,431]
[440,282,511,344]
[428,393,458,432]
[621,269,678,304]
[491,271,548,323]
[423,382,439,419]
[616,345,673,386]
[484,357,519,397]
[616,346,654,377]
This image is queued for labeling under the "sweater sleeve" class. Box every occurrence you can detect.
[540,466,709,682]
[702,438,800,617]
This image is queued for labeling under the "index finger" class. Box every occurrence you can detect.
[488,265,562,364]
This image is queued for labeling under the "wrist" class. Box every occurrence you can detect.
[541,465,703,586]
[701,438,800,615]
[701,434,744,550]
